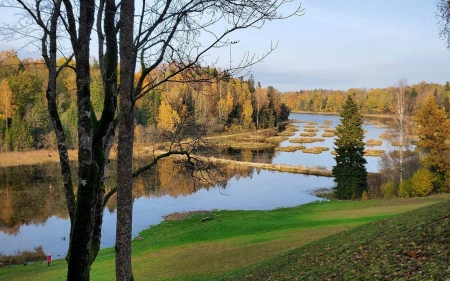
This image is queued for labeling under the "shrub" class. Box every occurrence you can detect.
[409,169,435,197]
[381,181,397,199]
[398,179,412,198]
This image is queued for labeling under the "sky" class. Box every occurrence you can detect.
[1,0,450,92]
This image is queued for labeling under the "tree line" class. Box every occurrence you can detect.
[0,50,289,152]
[282,81,450,115]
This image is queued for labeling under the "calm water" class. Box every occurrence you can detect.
[0,113,391,259]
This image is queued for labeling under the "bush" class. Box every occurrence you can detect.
[381,181,397,199]
[409,169,435,197]
[398,179,412,198]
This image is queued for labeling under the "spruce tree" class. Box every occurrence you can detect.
[332,95,367,199]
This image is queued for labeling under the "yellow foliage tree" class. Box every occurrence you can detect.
[241,99,254,129]
[0,79,15,124]
[157,100,180,132]
[409,168,435,197]
[415,95,450,189]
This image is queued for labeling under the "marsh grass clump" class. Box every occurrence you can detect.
[390,140,410,147]
[366,139,383,146]
[277,131,296,136]
[290,137,325,144]
[321,132,334,137]
[265,136,289,143]
[365,149,386,156]
[318,125,330,128]
[304,128,318,132]
[324,128,335,132]
[302,147,329,154]
[300,132,317,137]
[285,125,299,132]
[379,133,395,139]
[0,247,46,266]
[275,145,306,152]
[303,125,316,129]
[307,121,318,125]
[323,120,333,125]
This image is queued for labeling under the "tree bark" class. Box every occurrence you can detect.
[116,0,136,279]
[65,0,97,280]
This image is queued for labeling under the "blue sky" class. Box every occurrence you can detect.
[1,1,449,92]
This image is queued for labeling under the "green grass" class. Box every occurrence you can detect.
[1,195,449,280]
[222,197,450,280]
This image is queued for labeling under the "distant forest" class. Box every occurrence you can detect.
[281,81,450,115]
[0,50,289,151]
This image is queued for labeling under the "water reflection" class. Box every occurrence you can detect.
[0,113,393,259]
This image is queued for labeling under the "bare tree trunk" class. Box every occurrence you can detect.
[64,1,97,280]
[393,79,411,183]
[116,0,135,279]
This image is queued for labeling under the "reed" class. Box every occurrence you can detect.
[302,147,330,154]
[364,149,386,156]
[366,139,383,146]
[379,133,394,139]
[275,145,306,152]
[321,132,334,137]
[290,137,325,144]
[277,131,296,136]
[300,132,317,137]
[265,136,289,143]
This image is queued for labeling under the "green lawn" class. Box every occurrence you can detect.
[1,194,449,281]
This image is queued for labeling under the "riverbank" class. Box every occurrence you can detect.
[1,195,448,280]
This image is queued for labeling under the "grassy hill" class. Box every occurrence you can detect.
[0,195,449,280]
[221,199,450,280]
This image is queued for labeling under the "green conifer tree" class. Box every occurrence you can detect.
[332,95,368,199]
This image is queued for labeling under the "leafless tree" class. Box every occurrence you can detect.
[1,0,303,280]
[391,78,414,182]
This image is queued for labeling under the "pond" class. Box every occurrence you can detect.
[0,113,393,260]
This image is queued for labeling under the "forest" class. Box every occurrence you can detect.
[0,50,289,152]
[282,81,450,115]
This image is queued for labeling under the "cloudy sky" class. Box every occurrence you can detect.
[1,1,449,92]
[226,0,450,91]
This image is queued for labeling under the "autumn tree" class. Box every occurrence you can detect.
[332,95,368,199]
[414,95,450,190]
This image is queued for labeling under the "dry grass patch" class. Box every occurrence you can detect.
[276,131,296,137]
[366,139,383,146]
[302,147,330,154]
[0,149,79,167]
[321,132,334,137]
[324,128,335,132]
[303,128,319,132]
[290,137,325,144]
[275,145,306,152]
[300,132,317,137]
[364,149,386,156]
[285,125,299,132]
[265,136,289,143]
[323,120,333,125]
[379,133,395,139]
[319,125,330,128]
[390,141,410,147]
[303,125,316,129]
[307,121,318,125]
